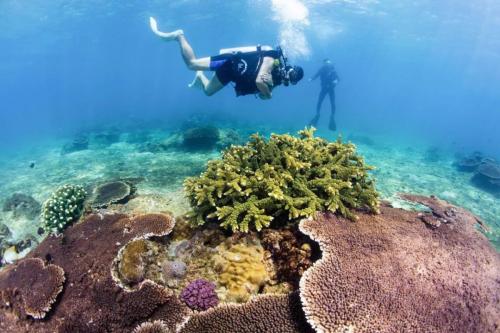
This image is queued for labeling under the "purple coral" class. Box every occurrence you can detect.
[180,279,219,311]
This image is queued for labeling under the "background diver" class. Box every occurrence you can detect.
[309,58,340,130]
[149,17,304,99]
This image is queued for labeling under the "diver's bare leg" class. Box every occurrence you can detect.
[189,72,224,96]
[150,17,210,71]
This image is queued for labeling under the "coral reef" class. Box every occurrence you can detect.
[184,127,379,232]
[180,279,219,311]
[0,212,190,332]
[212,240,269,302]
[0,258,65,319]
[133,320,170,333]
[179,292,313,333]
[91,180,133,208]
[2,193,41,220]
[299,196,500,333]
[455,151,485,171]
[182,126,220,151]
[41,184,86,235]
[261,226,316,288]
[61,134,89,155]
[474,160,500,188]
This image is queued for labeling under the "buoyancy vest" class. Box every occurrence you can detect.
[224,46,282,96]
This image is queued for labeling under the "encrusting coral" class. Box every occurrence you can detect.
[212,240,269,302]
[184,127,379,233]
[299,196,500,333]
[0,258,65,319]
[117,239,149,285]
[133,320,170,333]
[41,184,86,235]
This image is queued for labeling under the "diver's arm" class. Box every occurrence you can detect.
[256,57,275,99]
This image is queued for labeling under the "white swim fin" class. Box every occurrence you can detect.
[149,17,159,34]
[149,17,183,40]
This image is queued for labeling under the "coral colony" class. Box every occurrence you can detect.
[41,184,86,235]
[0,129,499,333]
[184,128,379,232]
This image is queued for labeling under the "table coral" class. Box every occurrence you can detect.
[184,127,379,233]
[179,292,313,333]
[0,258,64,319]
[299,196,500,333]
[91,180,133,208]
[0,212,190,333]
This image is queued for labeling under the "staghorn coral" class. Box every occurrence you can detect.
[91,180,133,208]
[179,292,313,333]
[0,212,188,333]
[212,241,269,302]
[184,127,379,233]
[133,320,170,333]
[0,258,65,319]
[180,279,219,311]
[299,196,500,333]
[41,184,86,235]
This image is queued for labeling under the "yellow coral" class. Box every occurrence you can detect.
[212,242,269,302]
[118,239,148,284]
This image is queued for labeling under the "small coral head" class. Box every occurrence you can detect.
[180,279,219,311]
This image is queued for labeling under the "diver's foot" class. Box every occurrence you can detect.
[149,17,184,41]
[329,118,337,131]
[188,71,204,89]
[309,115,319,127]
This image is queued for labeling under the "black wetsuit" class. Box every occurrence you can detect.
[209,48,282,96]
[310,63,339,130]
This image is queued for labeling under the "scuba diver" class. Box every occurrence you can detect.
[149,17,304,99]
[309,58,340,131]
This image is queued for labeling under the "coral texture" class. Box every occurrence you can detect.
[180,279,219,311]
[162,260,187,281]
[212,242,269,302]
[117,239,148,284]
[133,320,170,333]
[184,127,379,232]
[41,184,86,235]
[91,180,133,208]
[261,226,315,288]
[299,196,500,333]
[0,213,188,333]
[0,258,65,319]
[180,292,313,333]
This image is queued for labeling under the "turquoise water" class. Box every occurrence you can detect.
[1,0,500,254]
[0,120,498,251]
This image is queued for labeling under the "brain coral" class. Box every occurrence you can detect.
[0,212,189,333]
[0,258,65,319]
[180,292,313,333]
[299,196,500,333]
[184,127,379,233]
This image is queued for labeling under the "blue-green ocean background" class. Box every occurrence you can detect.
[0,1,499,248]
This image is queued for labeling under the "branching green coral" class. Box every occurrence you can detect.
[41,184,87,235]
[184,128,379,232]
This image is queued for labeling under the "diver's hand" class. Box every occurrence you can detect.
[260,73,273,87]
[258,93,271,100]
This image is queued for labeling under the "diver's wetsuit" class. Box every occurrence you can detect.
[209,48,282,96]
[310,63,339,130]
